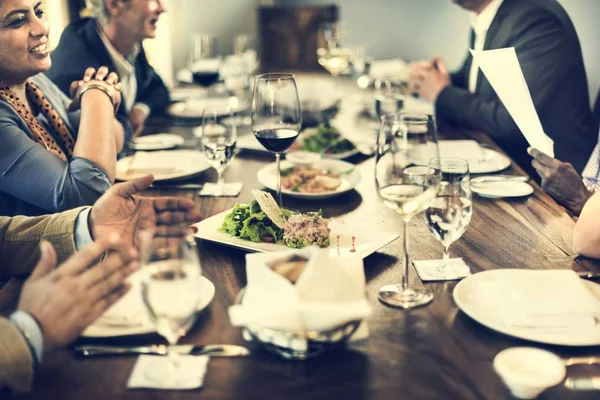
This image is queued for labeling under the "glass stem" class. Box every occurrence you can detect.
[401,220,409,291]
[275,153,282,206]
[216,169,225,195]
[439,244,451,275]
[166,343,181,382]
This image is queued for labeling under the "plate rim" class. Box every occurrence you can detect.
[116,149,211,182]
[132,133,185,151]
[167,98,248,119]
[453,269,600,346]
[471,181,534,198]
[81,275,215,338]
[256,159,362,200]
[468,148,511,174]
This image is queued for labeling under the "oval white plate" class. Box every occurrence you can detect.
[167,97,248,119]
[82,275,215,338]
[132,133,184,151]
[116,149,211,182]
[453,270,600,346]
[257,159,361,200]
[472,181,534,198]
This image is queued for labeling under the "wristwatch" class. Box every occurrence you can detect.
[10,317,41,368]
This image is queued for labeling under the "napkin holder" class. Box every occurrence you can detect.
[229,248,370,360]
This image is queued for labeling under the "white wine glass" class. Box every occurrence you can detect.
[374,79,405,119]
[375,112,440,309]
[316,22,352,77]
[140,234,203,386]
[251,73,302,206]
[200,106,237,196]
[425,158,472,278]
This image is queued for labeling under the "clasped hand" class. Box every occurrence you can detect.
[408,57,451,102]
[68,66,122,112]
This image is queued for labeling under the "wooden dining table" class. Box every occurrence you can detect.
[12,76,600,400]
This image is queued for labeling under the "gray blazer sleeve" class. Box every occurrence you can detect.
[435,9,567,140]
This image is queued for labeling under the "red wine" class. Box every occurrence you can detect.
[192,71,219,87]
[254,129,299,153]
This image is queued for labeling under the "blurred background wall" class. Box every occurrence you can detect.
[48,0,599,103]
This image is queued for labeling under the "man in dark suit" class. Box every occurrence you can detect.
[409,0,595,177]
[47,0,170,141]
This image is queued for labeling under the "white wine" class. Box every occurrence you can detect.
[379,184,437,218]
[203,140,236,172]
[317,47,351,76]
[425,196,472,246]
[141,259,202,343]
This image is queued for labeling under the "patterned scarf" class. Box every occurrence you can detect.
[0,80,75,161]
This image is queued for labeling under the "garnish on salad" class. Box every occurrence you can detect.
[295,124,356,155]
[219,190,330,248]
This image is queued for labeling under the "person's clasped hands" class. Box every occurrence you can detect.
[408,56,451,102]
[67,66,122,113]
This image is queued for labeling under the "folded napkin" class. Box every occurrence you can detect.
[127,355,209,390]
[370,58,410,81]
[413,258,471,282]
[477,270,600,329]
[439,140,485,163]
[229,247,371,336]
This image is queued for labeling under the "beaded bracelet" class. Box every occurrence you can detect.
[78,83,118,114]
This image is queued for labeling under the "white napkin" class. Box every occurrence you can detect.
[439,140,485,162]
[296,78,340,112]
[229,247,371,335]
[413,258,471,282]
[127,355,209,390]
[370,58,410,81]
[477,270,600,329]
[198,182,243,197]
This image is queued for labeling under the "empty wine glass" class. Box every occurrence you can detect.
[251,73,302,206]
[199,106,237,196]
[425,158,472,278]
[374,79,405,119]
[189,34,221,89]
[140,234,203,386]
[375,112,440,309]
[316,22,352,77]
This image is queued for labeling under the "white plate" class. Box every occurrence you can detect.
[438,141,511,174]
[236,133,361,160]
[472,181,534,198]
[82,275,215,338]
[132,133,185,151]
[467,148,511,174]
[170,86,208,102]
[116,150,211,182]
[192,210,399,259]
[167,97,247,119]
[453,270,600,346]
[257,159,361,200]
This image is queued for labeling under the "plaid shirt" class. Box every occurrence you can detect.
[582,130,600,191]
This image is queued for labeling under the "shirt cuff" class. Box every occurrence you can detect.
[10,311,44,364]
[74,207,94,251]
[133,103,151,118]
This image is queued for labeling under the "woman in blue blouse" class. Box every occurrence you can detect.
[0,0,126,216]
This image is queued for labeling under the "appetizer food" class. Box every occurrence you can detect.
[297,124,356,155]
[281,166,343,193]
[219,190,330,248]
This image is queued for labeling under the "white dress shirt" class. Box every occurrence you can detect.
[96,24,150,117]
[468,0,504,93]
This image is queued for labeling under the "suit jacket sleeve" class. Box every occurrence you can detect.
[450,54,469,89]
[0,208,81,279]
[435,9,568,141]
[0,318,34,393]
[135,49,170,116]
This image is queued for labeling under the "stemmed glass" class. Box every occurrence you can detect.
[425,158,472,278]
[374,79,405,119]
[200,106,237,196]
[251,73,302,206]
[316,22,352,77]
[189,34,221,90]
[140,234,203,386]
[375,112,440,309]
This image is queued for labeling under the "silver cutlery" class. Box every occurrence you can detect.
[470,175,529,185]
[564,356,600,366]
[74,344,250,357]
[565,377,600,390]
[150,183,204,190]
[577,271,600,281]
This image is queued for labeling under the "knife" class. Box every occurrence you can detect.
[565,377,600,391]
[150,183,204,190]
[577,271,600,281]
[74,344,249,357]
